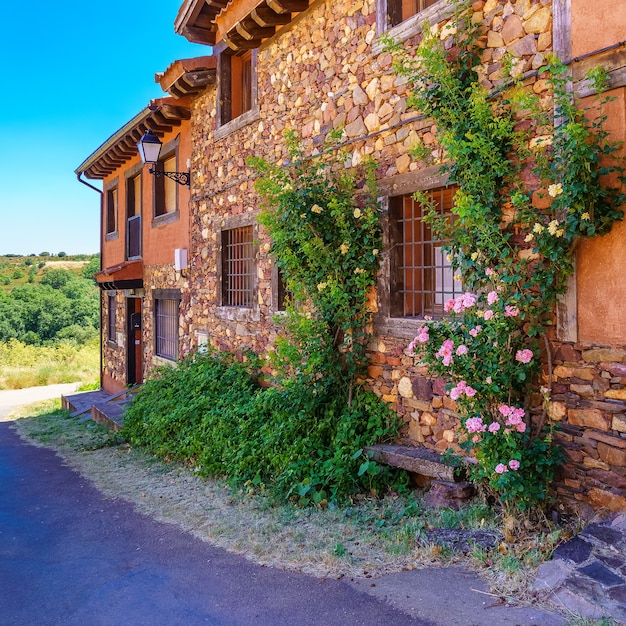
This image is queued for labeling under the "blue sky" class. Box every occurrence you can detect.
[0,2,209,255]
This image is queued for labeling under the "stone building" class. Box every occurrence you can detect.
[78,0,626,512]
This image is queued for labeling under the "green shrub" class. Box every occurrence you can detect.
[123,351,406,504]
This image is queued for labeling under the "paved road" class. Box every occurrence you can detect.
[0,383,79,420]
[0,388,565,625]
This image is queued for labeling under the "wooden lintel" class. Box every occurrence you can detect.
[250,5,291,27]
[266,0,309,15]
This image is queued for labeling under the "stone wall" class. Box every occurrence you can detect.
[177,0,626,512]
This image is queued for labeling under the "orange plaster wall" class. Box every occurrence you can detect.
[101,123,191,271]
[571,0,626,57]
[577,89,626,344]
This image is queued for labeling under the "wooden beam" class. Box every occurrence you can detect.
[222,30,262,51]
[216,0,266,40]
[235,18,276,40]
[250,5,291,27]
[266,0,309,14]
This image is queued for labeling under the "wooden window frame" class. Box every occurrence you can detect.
[105,179,119,240]
[373,0,452,54]
[107,293,117,344]
[215,47,259,140]
[152,138,180,226]
[125,163,143,260]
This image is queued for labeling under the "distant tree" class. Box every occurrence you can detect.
[39,252,50,257]
[12,269,23,280]
[40,268,73,289]
[29,253,36,257]
[58,251,67,257]
[24,258,33,267]
[82,255,100,281]
[38,261,45,269]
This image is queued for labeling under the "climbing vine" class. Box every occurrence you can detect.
[388,0,626,510]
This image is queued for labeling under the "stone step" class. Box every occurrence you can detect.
[365,444,459,481]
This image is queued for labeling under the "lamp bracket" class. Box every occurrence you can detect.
[148,167,190,187]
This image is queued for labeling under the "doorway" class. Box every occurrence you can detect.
[126,297,143,385]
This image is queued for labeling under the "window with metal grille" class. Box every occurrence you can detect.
[108,295,116,342]
[389,186,461,318]
[155,298,179,361]
[222,225,255,308]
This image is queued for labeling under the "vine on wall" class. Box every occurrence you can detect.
[387,0,626,510]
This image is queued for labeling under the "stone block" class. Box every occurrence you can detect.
[583,349,626,363]
[523,7,551,34]
[612,415,626,432]
[569,409,609,431]
[398,376,413,398]
[605,389,626,401]
[598,443,626,467]
[501,14,524,44]
[588,487,626,512]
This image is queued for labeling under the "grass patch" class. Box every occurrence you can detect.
[8,401,573,606]
[0,339,99,390]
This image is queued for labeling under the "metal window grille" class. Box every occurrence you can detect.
[108,295,116,342]
[222,226,255,308]
[155,298,179,361]
[391,186,461,318]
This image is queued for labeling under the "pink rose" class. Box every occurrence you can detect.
[456,344,468,356]
[515,349,533,364]
[509,459,520,470]
[495,463,508,474]
[488,422,500,433]
[505,305,519,317]
[484,310,494,321]
[487,291,499,305]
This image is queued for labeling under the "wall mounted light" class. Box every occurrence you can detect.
[137,130,190,187]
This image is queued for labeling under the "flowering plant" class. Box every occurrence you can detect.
[390,0,625,510]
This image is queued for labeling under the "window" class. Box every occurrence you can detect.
[218,50,257,127]
[154,296,179,361]
[386,0,441,28]
[154,155,178,218]
[106,187,117,235]
[108,295,116,343]
[222,225,255,308]
[126,174,141,259]
[389,186,461,318]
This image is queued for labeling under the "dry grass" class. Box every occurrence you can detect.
[43,261,87,270]
[7,400,569,602]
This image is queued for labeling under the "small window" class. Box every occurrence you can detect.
[386,0,440,27]
[155,298,179,361]
[218,51,256,127]
[106,187,117,234]
[126,174,141,259]
[154,155,177,217]
[222,225,255,308]
[108,295,116,342]
[389,187,461,318]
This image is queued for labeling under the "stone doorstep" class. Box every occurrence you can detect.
[91,402,125,432]
[364,444,460,481]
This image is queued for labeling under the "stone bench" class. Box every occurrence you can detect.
[364,444,459,481]
[366,444,474,508]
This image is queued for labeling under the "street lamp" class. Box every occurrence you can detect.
[137,130,190,187]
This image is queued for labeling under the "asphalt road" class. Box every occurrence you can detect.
[0,387,565,625]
